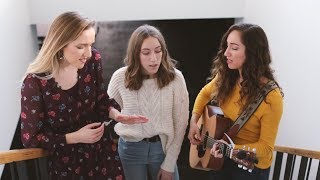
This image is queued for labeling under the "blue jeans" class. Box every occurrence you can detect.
[118,137,179,180]
[209,158,270,180]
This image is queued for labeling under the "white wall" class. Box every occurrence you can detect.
[28,0,245,24]
[243,1,320,178]
[243,0,320,151]
[0,0,38,176]
[2,0,320,177]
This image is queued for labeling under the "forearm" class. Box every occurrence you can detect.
[108,107,120,121]
[190,112,201,124]
[65,132,78,144]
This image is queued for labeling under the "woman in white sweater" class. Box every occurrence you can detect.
[107,25,189,180]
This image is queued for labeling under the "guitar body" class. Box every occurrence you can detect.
[189,105,233,171]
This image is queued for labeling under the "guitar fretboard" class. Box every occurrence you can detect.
[204,136,232,158]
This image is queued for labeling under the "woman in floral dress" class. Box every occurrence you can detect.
[20,11,148,180]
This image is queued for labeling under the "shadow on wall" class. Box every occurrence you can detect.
[2,18,234,180]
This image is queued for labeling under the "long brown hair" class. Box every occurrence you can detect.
[210,23,282,109]
[124,25,176,90]
[25,11,95,79]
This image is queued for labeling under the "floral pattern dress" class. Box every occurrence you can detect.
[20,49,124,180]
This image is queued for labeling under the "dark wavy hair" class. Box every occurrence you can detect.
[210,23,282,110]
[124,24,176,90]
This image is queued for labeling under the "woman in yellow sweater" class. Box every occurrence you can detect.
[188,23,283,180]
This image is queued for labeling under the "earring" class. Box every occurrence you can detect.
[58,51,64,60]
[59,54,66,61]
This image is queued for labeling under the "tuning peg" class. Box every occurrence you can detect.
[248,169,252,173]
[242,146,248,171]
[252,148,259,163]
[238,145,245,169]
[252,148,256,154]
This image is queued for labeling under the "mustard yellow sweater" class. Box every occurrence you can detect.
[193,77,283,169]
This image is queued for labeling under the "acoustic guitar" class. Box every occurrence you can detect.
[189,105,258,172]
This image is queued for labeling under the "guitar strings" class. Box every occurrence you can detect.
[197,133,257,169]
[200,134,231,154]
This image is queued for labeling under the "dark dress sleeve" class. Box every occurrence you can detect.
[92,50,121,139]
[20,75,66,150]
[93,49,121,118]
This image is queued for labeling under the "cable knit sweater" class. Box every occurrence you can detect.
[107,67,189,172]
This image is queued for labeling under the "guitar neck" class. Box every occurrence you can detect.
[204,137,232,158]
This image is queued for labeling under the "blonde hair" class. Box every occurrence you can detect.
[25,11,95,79]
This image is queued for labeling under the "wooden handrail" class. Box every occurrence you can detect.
[274,145,320,159]
[0,148,48,164]
[0,145,319,165]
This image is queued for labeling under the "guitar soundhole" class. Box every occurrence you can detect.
[196,132,208,158]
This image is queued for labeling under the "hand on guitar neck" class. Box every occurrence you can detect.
[190,130,258,172]
[210,140,229,159]
[210,140,258,172]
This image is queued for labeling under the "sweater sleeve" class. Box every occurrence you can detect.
[234,89,283,168]
[107,68,124,108]
[192,77,218,115]
[20,75,66,150]
[161,71,189,172]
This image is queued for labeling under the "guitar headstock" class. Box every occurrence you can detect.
[230,147,258,172]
